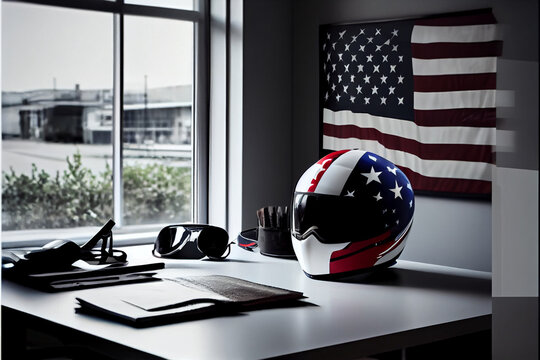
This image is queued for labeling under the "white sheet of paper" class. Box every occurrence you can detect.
[120,279,229,311]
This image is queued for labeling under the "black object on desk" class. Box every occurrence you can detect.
[11,262,165,292]
[1,219,164,291]
[2,248,165,292]
[238,206,296,258]
[2,219,124,274]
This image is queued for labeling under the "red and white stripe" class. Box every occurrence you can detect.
[295,149,365,194]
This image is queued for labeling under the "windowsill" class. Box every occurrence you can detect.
[1,223,164,249]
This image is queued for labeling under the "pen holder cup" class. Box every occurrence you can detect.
[257,226,295,258]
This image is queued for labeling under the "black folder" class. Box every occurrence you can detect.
[3,259,164,292]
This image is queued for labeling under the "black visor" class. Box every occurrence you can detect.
[292,192,387,244]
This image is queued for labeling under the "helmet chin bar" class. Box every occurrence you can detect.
[291,225,320,241]
[291,233,347,276]
[291,218,414,278]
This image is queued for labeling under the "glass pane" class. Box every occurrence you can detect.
[125,0,193,11]
[1,3,114,231]
[123,15,193,226]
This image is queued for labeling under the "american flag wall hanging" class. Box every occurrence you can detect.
[319,9,502,197]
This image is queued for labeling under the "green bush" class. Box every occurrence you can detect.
[1,153,191,231]
[123,161,191,225]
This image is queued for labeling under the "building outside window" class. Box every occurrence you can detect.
[1,0,207,244]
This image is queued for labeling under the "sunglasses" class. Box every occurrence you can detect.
[153,224,231,260]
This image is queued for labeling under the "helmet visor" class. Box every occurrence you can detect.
[292,192,387,244]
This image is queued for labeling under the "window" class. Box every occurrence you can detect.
[1,0,207,245]
[125,0,193,11]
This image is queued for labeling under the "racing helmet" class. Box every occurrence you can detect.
[291,149,414,279]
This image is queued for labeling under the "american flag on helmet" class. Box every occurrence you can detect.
[292,149,414,276]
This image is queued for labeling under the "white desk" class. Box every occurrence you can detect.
[2,245,491,359]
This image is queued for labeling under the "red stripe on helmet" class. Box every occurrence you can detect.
[329,232,398,274]
[307,150,349,192]
[329,230,391,262]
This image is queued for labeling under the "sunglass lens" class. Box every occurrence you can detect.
[155,226,191,256]
[197,226,229,259]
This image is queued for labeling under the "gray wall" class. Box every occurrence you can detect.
[490,2,538,359]
[242,0,293,229]
[240,0,538,357]
[241,0,537,273]
[290,0,502,272]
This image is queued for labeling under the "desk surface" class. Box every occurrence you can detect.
[2,245,491,359]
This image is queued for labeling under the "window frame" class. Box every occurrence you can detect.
[1,0,209,247]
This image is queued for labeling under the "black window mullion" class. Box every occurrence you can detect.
[123,3,201,21]
[112,11,124,226]
[2,0,202,21]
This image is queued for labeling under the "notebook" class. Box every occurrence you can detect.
[75,275,306,327]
